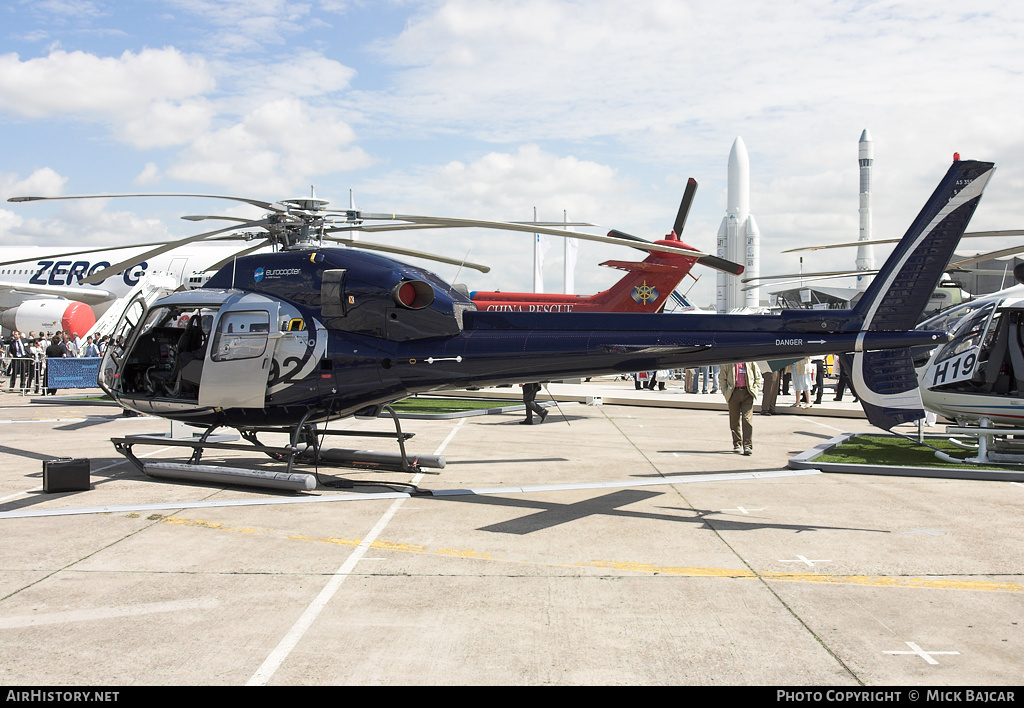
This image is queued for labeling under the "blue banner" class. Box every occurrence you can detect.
[46,357,102,389]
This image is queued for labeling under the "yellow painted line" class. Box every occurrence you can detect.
[583,560,1024,593]
[585,560,755,578]
[163,516,263,535]
[436,547,494,560]
[762,572,1024,593]
[156,516,1023,593]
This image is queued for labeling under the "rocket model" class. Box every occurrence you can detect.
[855,129,875,291]
[716,137,760,312]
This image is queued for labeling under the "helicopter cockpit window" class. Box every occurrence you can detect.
[919,300,989,336]
[933,303,995,365]
[110,298,146,358]
[211,310,270,362]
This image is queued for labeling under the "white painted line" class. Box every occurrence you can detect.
[0,469,822,519]
[0,492,409,519]
[246,495,406,686]
[779,555,831,567]
[800,418,846,433]
[246,418,467,687]
[0,448,173,508]
[0,487,41,504]
[721,506,764,515]
[883,641,960,665]
[0,417,156,425]
[0,598,220,629]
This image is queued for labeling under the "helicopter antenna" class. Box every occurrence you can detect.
[452,248,472,284]
[349,189,358,242]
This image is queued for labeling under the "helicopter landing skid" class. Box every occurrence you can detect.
[937,420,1024,466]
[110,405,444,490]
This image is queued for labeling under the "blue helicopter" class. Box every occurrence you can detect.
[8,157,996,488]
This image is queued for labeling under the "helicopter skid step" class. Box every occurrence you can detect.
[142,461,316,491]
[937,425,1024,466]
[296,445,444,472]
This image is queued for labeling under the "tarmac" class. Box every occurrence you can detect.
[0,379,1021,686]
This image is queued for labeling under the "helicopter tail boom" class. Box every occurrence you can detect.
[848,157,995,430]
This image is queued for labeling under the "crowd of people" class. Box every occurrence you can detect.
[3,330,110,395]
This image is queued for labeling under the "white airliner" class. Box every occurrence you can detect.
[0,242,260,335]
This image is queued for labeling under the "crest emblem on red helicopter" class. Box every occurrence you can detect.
[631,281,659,305]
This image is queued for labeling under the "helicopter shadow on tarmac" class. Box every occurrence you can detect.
[430,487,888,536]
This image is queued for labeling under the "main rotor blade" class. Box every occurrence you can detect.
[673,178,698,236]
[202,239,273,273]
[607,228,652,244]
[608,226,744,276]
[322,236,490,273]
[949,243,1024,268]
[182,215,255,223]
[327,221,595,235]
[0,232,261,268]
[782,229,1024,253]
[79,217,273,285]
[0,239,178,268]
[9,193,280,212]
[742,270,880,292]
[697,254,744,275]
[325,223,459,234]
[742,269,867,284]
[358,213,711,258]
[750,243,1015,286]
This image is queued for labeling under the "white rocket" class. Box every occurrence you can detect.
[855,129,875,291]
[716,137,760,312]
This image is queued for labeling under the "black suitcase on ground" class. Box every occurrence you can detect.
[43,458,91,493]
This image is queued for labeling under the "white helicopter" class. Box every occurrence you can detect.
[909,266,1024,463]
[915,272,1024,424]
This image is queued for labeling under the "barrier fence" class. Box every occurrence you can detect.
[2,356,103,394]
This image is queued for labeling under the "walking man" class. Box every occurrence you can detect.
[521,382,548,425]
[722,361,763,456]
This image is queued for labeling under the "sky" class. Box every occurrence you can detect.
[1,0,1023,307]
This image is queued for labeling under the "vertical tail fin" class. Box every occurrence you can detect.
[854,159,995,331]
[595,253,701,312]
[850,158,995,430]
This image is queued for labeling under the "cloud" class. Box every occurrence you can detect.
[251,51,357,98]
[0,190,172,249]
[134,163,161,185]
[167,97,374,193]
[367,1,1024,173]
[350,144,660,294]
[0,45,368,192]
[162,0,322,53]
[0,168,67,200]
[0,48,215,119]
[120,99,216,149]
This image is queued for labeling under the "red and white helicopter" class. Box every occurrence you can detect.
[470,179,742,314]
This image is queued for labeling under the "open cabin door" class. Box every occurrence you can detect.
[198,293,281,409]
[98,295,148,397]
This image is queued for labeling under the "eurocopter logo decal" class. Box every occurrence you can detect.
[631,281,659,305]
[254,266,300,282]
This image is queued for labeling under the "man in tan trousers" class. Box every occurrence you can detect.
[721,361,763,456]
